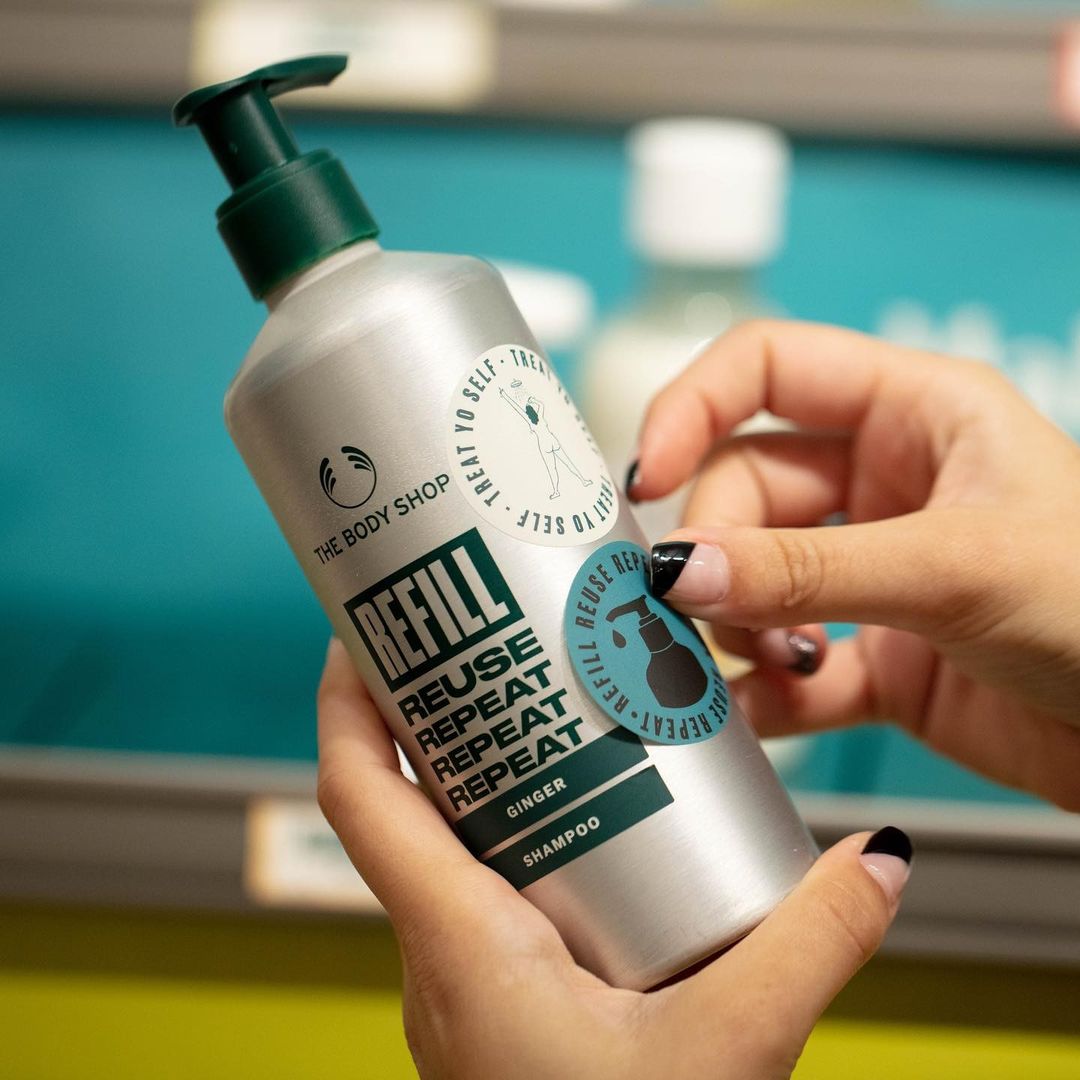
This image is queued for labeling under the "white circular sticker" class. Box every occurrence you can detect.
[447,344,617,546]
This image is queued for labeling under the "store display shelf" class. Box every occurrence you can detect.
[3,743,1079,967]
[1,3,1078,147]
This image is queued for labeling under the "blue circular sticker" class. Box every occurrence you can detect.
[564,542,728,745]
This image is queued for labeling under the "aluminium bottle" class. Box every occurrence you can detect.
[173,55,817,991]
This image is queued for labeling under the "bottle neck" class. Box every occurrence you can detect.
[631,260,766,333]
[641,262,761,305]
[264,238,382,310]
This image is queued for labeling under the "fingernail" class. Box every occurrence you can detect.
[758,629,821,675]
[625,460,641,503]
[860,826,913,904]
[650,542,730,603]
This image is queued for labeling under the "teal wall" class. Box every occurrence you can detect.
[4,110,1078,800]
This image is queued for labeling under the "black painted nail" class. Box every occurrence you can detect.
[787,632,821,675]
[650,542,694,599]
[861,826,913,864]
[624,460,640,502]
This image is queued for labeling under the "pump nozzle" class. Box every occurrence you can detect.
[173,55,344,186]
[606,597,652,626]
[173,54,378,299]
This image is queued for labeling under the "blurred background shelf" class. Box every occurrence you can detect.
[2,1,1079,148]
[4,744,1079,969]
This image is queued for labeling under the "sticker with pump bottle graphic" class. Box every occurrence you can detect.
[564,542,728,745]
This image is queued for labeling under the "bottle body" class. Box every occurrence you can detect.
[226,242,815,989]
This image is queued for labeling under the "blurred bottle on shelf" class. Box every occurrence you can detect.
[579,117,791,545]
[581,119,809,777]
[493,260,596,384]
[879,299,1080,438]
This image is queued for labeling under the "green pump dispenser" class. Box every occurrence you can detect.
[172,54,379,300]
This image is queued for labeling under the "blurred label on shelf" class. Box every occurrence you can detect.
[1056,23,1080,128]
[245,796,383,912]
[193,0,494,111]
[878,299,1080,437]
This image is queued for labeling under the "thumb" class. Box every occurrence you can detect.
[672,828,911,1061]
[649,512,995,635]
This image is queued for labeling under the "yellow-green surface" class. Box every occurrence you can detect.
[3,905,1079,1079]
[6,970,1080,1080]
[800,1022,1080,1079]
[4,970,413,1080]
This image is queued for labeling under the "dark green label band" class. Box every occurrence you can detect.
[483,766,674,890]
[343,528,522,692]
[454,727,648,855]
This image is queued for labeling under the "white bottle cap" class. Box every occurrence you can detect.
[627,118,790,267]
[492,260,596,351]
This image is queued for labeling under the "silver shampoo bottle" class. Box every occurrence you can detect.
[174,55,816,990]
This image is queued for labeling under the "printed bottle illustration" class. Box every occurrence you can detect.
[499,379,594,500]
[606,596,708,709]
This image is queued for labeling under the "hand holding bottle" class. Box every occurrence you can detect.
[318,638,910,1080]
[633,319,1080,812]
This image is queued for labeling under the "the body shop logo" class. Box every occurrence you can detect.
[319,446,377,509]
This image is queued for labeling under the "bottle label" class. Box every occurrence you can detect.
[564,542,728,745]
[446,343,618,547]
[340,525,677,882]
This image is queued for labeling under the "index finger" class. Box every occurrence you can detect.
[633,319,933,502]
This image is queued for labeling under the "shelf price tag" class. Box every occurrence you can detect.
[193,0,495,112]
[245,796,383,912]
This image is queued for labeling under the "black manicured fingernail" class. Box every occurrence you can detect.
[787,632,821,675]
[650,542,694,599]
[624,460,640,502]
[861,826,913,864]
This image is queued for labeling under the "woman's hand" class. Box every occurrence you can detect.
[632,319,1080,812]
[318,639,909,1080]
